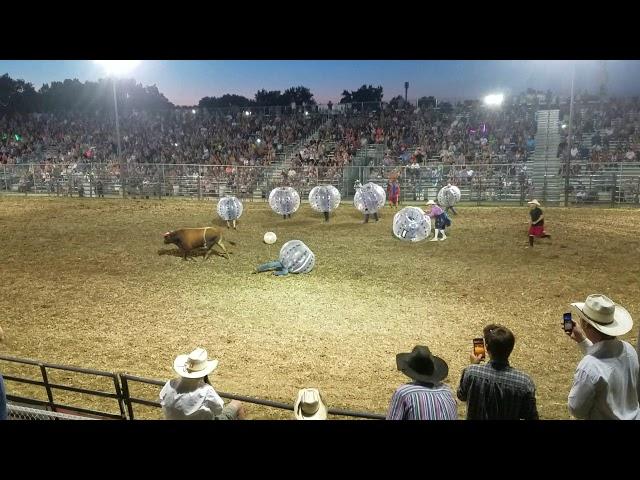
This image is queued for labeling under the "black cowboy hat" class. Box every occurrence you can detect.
[396,345,449,384]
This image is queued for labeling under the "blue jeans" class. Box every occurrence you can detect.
[0,374,7,420]
[256,260,289,276]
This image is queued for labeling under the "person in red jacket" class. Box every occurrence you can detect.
[387,177,400,208]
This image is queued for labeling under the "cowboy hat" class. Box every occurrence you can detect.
[425,200,437,206]
[173,348,219,379]
[293,388,328,420]
[527,199,541,207]
[396,345,448,384]
[571,294,633,337]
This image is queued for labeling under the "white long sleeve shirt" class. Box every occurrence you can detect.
[569,339,640,420]
[159,378,224,420]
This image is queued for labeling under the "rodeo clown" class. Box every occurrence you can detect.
[527,199,550,248]
[425,200,451,241]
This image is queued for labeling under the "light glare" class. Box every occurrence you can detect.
[94,60,141,76]
[483,93,504,107]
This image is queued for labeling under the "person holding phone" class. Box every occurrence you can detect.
[457,324,538,420]
[564,294,639,420]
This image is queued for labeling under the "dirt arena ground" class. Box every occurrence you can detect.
[0,196,638,419]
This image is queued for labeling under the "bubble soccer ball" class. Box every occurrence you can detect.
[354,182,386,214]
[309,185,341,213]
[392,207,432,242]
[437,185,461,208]
[216,195,243,221]
[279,240,315,274]
[269,187,300,216]
[264,232,277,245]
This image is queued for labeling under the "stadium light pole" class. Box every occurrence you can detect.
[564,63,576,207]
[93,60,141,198]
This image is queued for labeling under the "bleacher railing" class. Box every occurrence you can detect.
[0,354,385,420]
[2,161,639,207]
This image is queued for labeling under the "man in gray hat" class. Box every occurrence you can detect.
[386,345,458,420]
[565,294,639,420]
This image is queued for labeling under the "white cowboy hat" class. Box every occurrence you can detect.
[173,348,219,379]
[571,294,633,337]
[293,388,328,420]
[527,199,541,207]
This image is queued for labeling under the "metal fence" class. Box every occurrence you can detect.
[2,161,639,207]
[0,354,385,420]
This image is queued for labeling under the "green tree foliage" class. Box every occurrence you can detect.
[418,96,437,108]
[198,94,254,109]
[0,73,173,114]
[282,86,316,106]
[339,84,384,104]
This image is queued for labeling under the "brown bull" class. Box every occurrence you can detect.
[163,227,234,261]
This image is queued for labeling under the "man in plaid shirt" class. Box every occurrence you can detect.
[457,324,539,420]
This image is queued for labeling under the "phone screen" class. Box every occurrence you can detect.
[473,338,485,358]
[563,312,573,332]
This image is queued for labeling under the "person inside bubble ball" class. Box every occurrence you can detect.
[442,183,458,215]
[355,179,379,223]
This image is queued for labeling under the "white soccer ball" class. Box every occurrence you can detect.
[263,232,277,245]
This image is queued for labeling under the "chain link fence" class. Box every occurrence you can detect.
[2,161,639,207]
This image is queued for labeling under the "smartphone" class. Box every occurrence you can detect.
[473,338,486,359]
[563,312,574,333]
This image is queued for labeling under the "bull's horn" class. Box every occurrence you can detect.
[162,231,171,236]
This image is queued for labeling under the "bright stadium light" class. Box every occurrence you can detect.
[483,93,504,107]
[304,111,309,116]
[244,110,251,116]
[92,60,141,199]
[93,60,141,76]
[256,138,261,144]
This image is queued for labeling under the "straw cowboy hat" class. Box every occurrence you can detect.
[527,199,541,207]
[396,345,449,384]
[571,294,633,337]
[173,348,219,379]
[294,388,328,420]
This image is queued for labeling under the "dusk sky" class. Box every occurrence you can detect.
[1,60,639,106]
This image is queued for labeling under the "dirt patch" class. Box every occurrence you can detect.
[0,197,638,419]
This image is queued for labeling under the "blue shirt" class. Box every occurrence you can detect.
[0,374,7,420]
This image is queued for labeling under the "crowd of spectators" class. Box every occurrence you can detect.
[4,98,640,199]
[558,98,640,175]
[0,109,324,195]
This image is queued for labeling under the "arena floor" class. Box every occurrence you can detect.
[1,196,639,419]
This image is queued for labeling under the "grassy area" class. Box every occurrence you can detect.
[0,196,638,419]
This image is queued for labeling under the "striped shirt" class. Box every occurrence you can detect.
[457,361,538,420]
[386,382,458,420]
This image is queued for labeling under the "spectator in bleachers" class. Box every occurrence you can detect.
[386,345,458,420]
[293,388,328,420]
[565,294,639,420]
[159,347,246,420]
[457,324,539,420]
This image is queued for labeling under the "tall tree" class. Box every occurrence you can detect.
[199,94,254,109]
[282,86,316,106]
[418,96,437,108]
[254,89,284,106]
[339,84,383,104]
